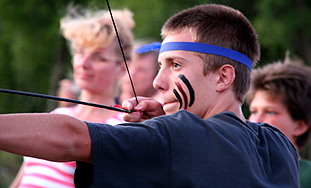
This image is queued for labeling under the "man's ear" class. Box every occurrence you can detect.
[293,120,309,137]
[215,64,235,92]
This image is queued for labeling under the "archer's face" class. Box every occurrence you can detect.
[154,30,218,118]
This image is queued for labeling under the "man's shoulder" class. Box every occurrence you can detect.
[247,120,298,158]
[246,120,288,138]
[154,110,204,125]
[154,110,245,131]
[156,110,245,125]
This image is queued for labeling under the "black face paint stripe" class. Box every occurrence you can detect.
[178,74,195,107]
[175,82,188,110]
[173,89,183,109]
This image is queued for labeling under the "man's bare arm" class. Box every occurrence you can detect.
[0,113,91,163]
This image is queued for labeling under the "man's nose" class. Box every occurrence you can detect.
[153,69,169,93]
[250,112,264,123]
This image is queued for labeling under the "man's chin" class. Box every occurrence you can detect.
[163,102,179,115]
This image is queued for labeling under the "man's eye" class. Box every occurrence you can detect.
[266,111,276,115]
[158,63,162,70]
[250,110,257,115]
[173,63,180,69]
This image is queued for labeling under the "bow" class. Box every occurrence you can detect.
[105,0,139,105]
[0,0,138,114]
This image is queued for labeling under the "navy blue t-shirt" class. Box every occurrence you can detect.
[79,111,299,187]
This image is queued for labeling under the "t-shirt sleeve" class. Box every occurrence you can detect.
[85,119,171,186]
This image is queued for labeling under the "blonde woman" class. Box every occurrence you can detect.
[10,6,134,188]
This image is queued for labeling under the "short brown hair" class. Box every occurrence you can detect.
[246,59,311,149]
[161,4,260,103]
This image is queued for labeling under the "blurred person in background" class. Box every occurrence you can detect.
[246,56,311,188]
[118,42,161,103]
[9,5,135,188]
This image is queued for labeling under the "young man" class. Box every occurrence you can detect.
[246,58,311,188]
[1,4,299,187]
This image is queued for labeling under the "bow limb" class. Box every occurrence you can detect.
[105,0,139,105]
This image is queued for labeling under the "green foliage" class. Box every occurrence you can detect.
[254,0,311,65]
[0,153,22,188]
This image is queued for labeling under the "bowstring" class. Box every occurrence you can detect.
[105,0,139,105]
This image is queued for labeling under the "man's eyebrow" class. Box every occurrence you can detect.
[163,56,188,62]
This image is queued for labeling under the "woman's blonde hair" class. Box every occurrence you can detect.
[60,5,135,61]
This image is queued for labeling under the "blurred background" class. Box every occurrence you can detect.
[0,0,310,186]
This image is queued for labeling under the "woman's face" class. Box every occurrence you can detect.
[73,46,125,94]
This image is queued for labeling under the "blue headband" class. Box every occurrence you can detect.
[135,42,162,53]
[160,42,252,70]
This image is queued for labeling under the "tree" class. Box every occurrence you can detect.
[253,0,311,65]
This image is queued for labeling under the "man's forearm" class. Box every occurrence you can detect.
[0,113,91,162]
